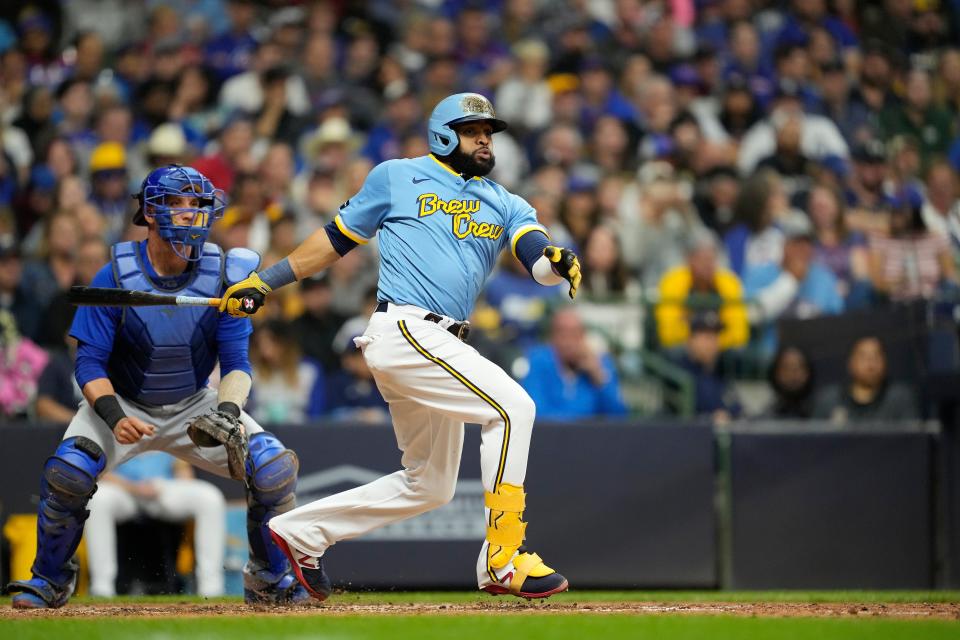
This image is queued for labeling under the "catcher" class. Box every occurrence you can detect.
[7,165,307,608]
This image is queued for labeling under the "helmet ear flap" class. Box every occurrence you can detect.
[430,123,459,156]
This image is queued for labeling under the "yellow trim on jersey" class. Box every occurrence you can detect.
[397,319,510,584]
[334,214,369,245]
[428,154,482,180]
[510,225,548,258]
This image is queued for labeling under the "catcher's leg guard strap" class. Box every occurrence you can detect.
[31,437,105,594]
[485,483,526,571]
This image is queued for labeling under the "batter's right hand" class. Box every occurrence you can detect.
[544,246,582,299]
[220,271,272,317]
[114,416,156,445]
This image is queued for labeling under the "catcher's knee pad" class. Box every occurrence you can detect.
[246,432,298,508]
[485,483,527,571]
[43,437,106,511]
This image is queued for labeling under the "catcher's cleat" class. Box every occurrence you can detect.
[481,548,569,600]
[8,577,74,609]
[242,565,311,604]
[268,529,332,602]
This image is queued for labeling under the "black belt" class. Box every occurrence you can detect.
[376,301,471,342]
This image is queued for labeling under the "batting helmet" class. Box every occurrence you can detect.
[427,93,508,156]
[134,165,226,261]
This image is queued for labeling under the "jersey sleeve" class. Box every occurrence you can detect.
[503,192,548,258]
[333,160,393,244]
[69,264,121,351]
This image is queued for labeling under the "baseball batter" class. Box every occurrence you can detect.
[8,165,309,608]
[221,93,582,600]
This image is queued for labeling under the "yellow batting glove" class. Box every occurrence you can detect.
[544,246,582,299]
[219,271,272,317]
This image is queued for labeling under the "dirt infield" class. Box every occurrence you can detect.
[3,600,959,620]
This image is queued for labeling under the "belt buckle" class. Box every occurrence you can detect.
[455,322,470,342]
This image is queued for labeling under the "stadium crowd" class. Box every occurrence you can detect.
[1,0,959,425]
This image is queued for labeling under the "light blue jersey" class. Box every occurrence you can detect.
[334,154,546,320]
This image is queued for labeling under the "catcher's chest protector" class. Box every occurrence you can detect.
[107,241,222,405]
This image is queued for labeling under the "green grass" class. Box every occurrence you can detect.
[3,592,957,640]
[56,590,960,605]
[2,614,958,640]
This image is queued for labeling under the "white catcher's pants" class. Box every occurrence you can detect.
[270,303,536,587]
[86,478,226,597]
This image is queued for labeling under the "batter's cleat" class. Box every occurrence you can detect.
[481,550,569,600]
[7,577,74,609]
[242,566,311,605]
[268,529,332,602]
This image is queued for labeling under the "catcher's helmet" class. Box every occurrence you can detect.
[427,93,507,156]
[134,165,226,261]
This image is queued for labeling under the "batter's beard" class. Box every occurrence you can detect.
[443,147,496,177]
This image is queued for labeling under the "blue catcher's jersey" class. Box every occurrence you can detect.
[70,240,257,406]
[334,154,546,321]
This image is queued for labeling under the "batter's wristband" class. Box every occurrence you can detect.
[94,395,126,431]
[218,401,241,418]
[259,258,297,290]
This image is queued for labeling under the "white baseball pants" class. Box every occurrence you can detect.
[270,303,536,588]
[86,478,226,597]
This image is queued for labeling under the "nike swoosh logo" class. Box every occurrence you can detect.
[499,571,514,585]
[412,177,431,184]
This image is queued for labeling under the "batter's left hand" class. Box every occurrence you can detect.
[544,246,582,299]
[220,271,271,317]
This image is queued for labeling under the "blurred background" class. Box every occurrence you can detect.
[1,0,960,596]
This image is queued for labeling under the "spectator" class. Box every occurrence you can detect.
[0,234,43,340]
[250,319,325,425]
[34,328,79,423]
[763,344,815,419]
[812,336,919,423]
[219,40,310,119]
[88,141,132,243]
[744,216,844,358]
[193,115,255,197]
[85,452,226,597]
[694,165,741,234]
[325,325,389,423]
[656,228,749,352]
[145,123,188,169]
[291,274,347,373]
[676,310,740,424]
[846,139,890,218]
[723,171,787,278]
[494,39,553,136]
[0,308,47,419]
[869,187,958,302]
[807,184,870,305]
[737,80,849,175]
[204,0,258,83]
[919,159,960,258]
[20,210,79,313]
[520,307,627,421]
[617,161,705,289]
[880,68,955,171]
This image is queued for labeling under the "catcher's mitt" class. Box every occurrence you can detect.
[187,409,248,482]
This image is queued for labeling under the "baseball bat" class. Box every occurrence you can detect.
[68,286,221,308]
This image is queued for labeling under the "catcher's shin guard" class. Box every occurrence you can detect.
[8,437,105,608]
[482,484,568,599]
[243,432,304,602]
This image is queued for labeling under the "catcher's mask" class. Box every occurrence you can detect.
[428,93,507,156]
[134,164,226,261]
